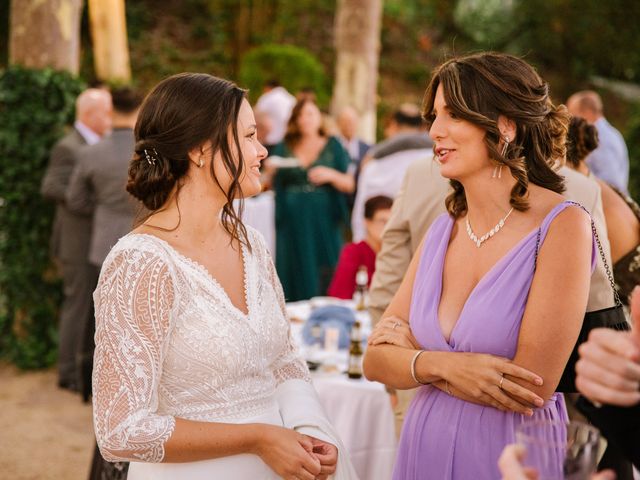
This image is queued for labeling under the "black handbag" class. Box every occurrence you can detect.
[534,205,630,393]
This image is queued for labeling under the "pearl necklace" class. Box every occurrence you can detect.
[465,207,514,248]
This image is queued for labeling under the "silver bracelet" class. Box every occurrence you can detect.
[410,350,428,386]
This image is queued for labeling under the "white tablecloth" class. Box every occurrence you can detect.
[287,300,397,480]
[313,373,397,480]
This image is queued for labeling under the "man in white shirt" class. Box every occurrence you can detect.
[351,104,432,241]
[567,90,629,194]
[255,80,296,147]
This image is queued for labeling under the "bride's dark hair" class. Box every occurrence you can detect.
[127,72,250,248]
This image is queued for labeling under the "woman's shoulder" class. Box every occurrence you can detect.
[102,233,177,276]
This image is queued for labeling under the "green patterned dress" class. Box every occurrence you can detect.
[271,136,349,301]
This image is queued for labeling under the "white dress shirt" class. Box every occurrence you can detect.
[587,117,629,194]
[255,87,296,145]
[74,120,101,146]
[351,148,433,241]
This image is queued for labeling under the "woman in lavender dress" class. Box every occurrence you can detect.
[364,52,595,479]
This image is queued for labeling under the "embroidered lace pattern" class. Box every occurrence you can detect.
[93,227,310,463]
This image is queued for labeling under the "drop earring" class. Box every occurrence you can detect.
[501,136,510,158]
[492,165,503,179]
[199,157,204,168]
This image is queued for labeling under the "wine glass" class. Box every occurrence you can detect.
[515,420,600,480]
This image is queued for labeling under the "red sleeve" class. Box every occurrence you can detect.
[327,243,361,299]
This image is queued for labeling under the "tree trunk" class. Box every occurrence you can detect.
[88,0,131,83]
[332,0,383,144]
[9,0,83,73]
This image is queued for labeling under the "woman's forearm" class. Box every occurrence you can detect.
[163,418,261,462]
[330,171,355,193]
[363,344,446,389]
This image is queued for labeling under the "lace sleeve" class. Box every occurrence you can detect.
[251,228,311,385]
[92,244,177,463]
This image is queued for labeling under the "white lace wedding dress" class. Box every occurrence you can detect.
[92,227,358,479]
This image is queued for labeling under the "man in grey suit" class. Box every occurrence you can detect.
[66,87,142,400]
[41,88,112,390]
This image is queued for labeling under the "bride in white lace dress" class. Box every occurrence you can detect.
[92,73,358,480]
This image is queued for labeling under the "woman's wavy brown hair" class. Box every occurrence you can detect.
[283,98,326,148]
[126,72,250,248]
[422,52,569,218]
[566,116,599,168]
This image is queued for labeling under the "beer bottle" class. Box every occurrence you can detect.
[347,320,363,379]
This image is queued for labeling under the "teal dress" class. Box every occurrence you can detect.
[271,136,350,301]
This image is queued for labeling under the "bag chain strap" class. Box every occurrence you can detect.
[534,201,622,307]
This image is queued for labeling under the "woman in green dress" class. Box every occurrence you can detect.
[269,98,354,301]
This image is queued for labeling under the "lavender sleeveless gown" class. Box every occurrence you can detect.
[393,201,595,480]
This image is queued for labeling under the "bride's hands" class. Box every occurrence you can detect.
[441,353,545,415]
[306,435,338,479]
[253,425,321,480]
[368,315,420,349]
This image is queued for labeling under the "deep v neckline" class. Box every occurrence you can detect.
[435,218,538,345]
[132,233,251,318]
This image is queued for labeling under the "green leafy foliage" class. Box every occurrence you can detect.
[239,44,330,107]
[0,66,84,369]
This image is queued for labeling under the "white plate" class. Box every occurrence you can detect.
[267,155,301,168]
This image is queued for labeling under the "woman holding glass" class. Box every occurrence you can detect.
[364,52,595,479]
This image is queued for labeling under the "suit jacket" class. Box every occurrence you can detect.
[66,129,137,266]
[368,157,449,324]
[368,161,615,325]
[40,128,92,263]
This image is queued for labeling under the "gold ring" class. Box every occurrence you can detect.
[499,374,504,390]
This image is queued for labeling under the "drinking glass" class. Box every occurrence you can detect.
[515,420,600,480]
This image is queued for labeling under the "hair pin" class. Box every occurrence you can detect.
[143,148,158,166]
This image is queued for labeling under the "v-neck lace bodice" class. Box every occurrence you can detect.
[92,226,310,463]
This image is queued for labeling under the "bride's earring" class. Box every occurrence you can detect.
[492,165,503,179]
[199,157,204,168]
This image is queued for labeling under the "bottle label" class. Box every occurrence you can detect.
[348,354,362,376]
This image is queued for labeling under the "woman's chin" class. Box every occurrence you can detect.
[239,180,262,199]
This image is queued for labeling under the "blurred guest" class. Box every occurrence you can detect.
[336,106,370,171]
[566,115,640,305]
[351,104,432,241]
[364,103,433,163]
[255,109,274,156]
[567,90,629,194]
[575,286,640,470]
[296,86,318,103]
[66,87,143,403]
[269,98,353,301]
[336,106,371,211]
[40,88,112,391]
[498,444,615,480]
[255,79,296,148]
[328,195,392,299]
